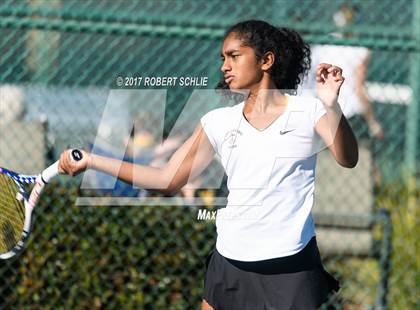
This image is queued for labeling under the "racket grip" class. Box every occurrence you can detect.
[41,161,60,183]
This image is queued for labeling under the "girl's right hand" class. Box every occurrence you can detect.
[58,149,91,176]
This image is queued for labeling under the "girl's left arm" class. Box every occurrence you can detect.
[314,63,358,168]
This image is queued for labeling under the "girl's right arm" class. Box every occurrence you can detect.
[59,123,215,195]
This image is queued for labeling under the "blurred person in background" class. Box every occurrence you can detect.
[301,5,384,140]
[0,84,26,123]
[128,112,204,199]
[300,5,384,185]
[90,110,202,198]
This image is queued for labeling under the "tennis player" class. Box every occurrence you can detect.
[59,20,358,309]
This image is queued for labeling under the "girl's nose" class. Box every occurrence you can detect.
[221,60,231,73]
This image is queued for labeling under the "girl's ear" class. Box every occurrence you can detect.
[260,51,275,71]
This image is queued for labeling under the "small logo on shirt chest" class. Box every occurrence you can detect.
[279,129,296,135]
[223,129,243,148]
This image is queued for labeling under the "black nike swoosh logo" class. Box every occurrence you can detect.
[279,129,295,135]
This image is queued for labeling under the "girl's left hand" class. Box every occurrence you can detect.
[316,63,345,108]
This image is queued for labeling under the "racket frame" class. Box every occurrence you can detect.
[0,149,82,259]
[0,162,59,259]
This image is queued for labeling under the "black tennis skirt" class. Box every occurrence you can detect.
[203,236,340,310]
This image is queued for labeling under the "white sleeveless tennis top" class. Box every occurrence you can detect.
[200,95,327,261]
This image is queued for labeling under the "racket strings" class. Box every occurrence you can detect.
[0,173,25,253]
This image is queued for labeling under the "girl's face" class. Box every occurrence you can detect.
[220,33,263,90]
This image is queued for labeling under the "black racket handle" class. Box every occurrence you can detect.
[71,149,83,161]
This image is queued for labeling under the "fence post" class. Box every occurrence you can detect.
[405,0,420,175]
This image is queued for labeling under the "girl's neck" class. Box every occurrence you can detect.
[245,81,286,113]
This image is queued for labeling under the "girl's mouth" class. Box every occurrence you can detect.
[225,76,234,84]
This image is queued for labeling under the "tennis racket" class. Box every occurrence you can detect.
[0,149,83,260]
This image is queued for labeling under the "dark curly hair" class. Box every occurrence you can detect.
[217,20,311,94]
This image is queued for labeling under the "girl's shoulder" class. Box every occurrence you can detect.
[287,94,321,109]
[202,101,244,119]
[286,95,325,125]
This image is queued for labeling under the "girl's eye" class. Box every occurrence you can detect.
[232,55,239,59]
